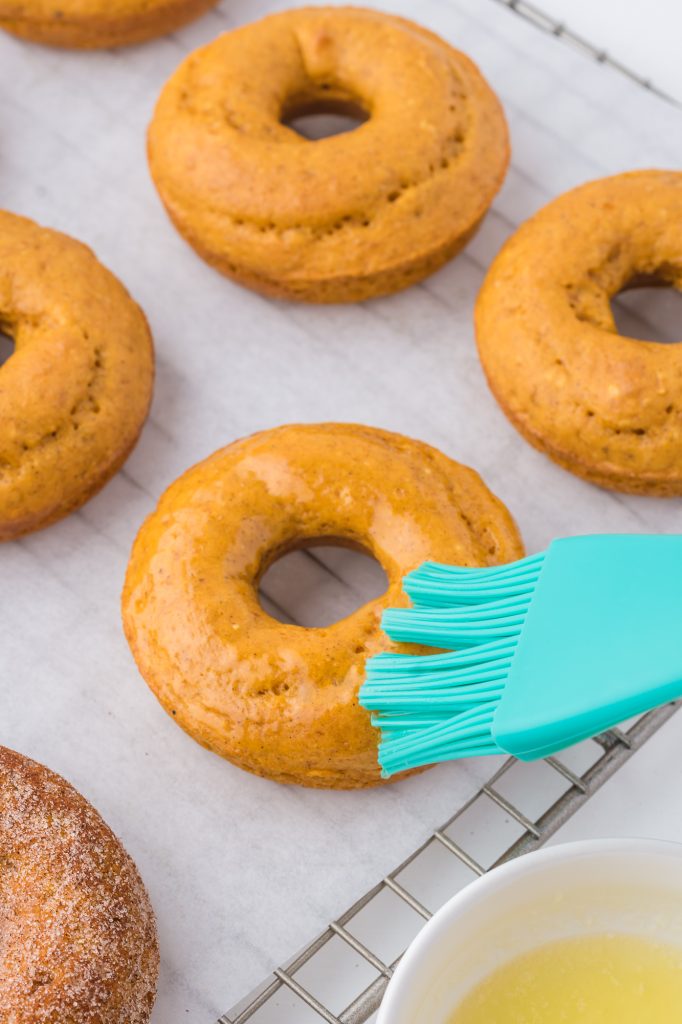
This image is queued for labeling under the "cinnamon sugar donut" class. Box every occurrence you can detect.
[122,423,523,788]
[0,211,153,540]
[0,745,158,1023]
[147,6,509,302]
[0,0,219,49]
[476,171,682,495]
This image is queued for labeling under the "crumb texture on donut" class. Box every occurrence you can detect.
[0,746,158,1023]
[0,210,154,540]
[475,170,682,495]
[0,0,218,48]
[148,6,509,301]
[122,423,524,788]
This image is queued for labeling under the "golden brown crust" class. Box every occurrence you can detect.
[475,170,682,495]
[0,210,154,541]
[122,423,524,788]
[147,6,509,303]
[0,0,219,48]
[0,745,158,1023]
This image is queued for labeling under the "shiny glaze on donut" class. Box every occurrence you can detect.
[122,424,524,788]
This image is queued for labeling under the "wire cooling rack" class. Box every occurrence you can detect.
[491,0,676,102]
[220,706,679,1024]
[216,4,681,1022]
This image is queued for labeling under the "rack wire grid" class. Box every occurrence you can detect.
[217,4,681,1022]
[491,0,677,103]
[220,704,679,1024]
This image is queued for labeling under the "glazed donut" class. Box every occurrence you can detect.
[122,424,523,788]
[0,745,158,1022]
[147,6,509,303]
[476,171,682,495]
[0,0,219,48]
[0,211,153,540]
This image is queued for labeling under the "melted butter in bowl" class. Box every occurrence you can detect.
[376,840,682,1024]
[449,933,682,1023]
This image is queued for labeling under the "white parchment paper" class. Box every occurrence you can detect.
[1,0,681,1019]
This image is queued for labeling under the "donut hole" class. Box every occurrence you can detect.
[259,541,388,627]
[0,327,14,367]
[281,94,369,140]
[611,271,682,344]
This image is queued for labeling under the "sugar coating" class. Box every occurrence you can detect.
[0,746,158,1023]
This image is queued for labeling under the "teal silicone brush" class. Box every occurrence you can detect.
[359,535,682,777]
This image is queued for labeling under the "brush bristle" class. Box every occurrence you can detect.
[359,552,544,776]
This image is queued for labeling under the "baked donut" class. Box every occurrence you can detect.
[147,6,509,303]
[0,0,219,48]
[122,423,523,788]
[0,211,153,540]
[0,745,158,1022]
[476,170,682,495]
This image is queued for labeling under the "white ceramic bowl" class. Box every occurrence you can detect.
[378,839,682,1024]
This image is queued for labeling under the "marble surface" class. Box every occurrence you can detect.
[1,1,681,1021]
